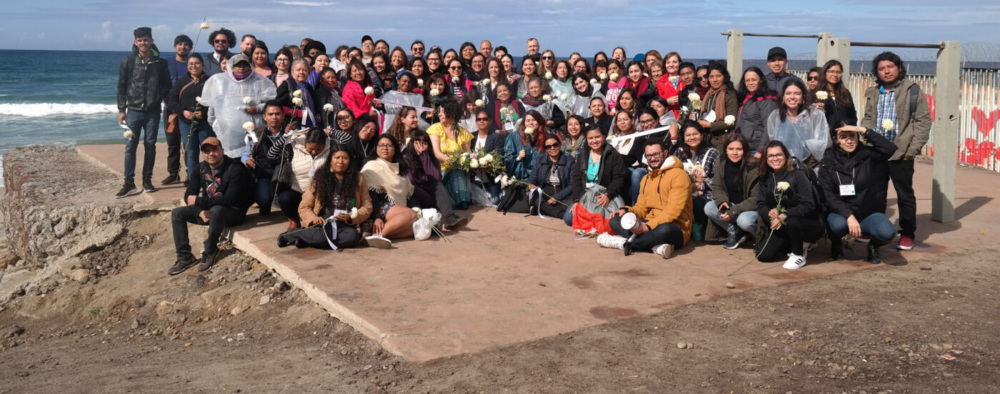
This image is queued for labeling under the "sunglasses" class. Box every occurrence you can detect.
[450,66,463,70]
[541,56,554,60]
[545,143,561,149]
[214,39,228,44]
[808,76,818,81]
[337,116,353,121]
[476,117,490,121]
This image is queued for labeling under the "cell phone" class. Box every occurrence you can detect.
[718,204,729,214]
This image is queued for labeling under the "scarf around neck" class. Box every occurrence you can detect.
[360,158,414,204]
[701,85,729,120]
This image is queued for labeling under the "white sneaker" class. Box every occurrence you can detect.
[653,244,674,259]
[782,253,807,270]
[596,234,627,250]
[364,236,392,249]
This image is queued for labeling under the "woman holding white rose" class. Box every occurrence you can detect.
[427,99,474,210]
[275,59,318,128]
[359,134,420,248]
[696,62,738,152]
[166,53,214,182]
[674,122,720,240]
[754,141,824,269]
[524,135,576,219]
[811,60,858,140]
[766,79,831,169]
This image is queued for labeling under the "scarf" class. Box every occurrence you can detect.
[360,158,414,205]
[521,94,546,107]
[625,76,651,98]
[233,70,252,81]
[701,85,729,120]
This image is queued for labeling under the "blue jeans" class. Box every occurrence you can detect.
[826,212,895,242]
[255,178,275,216]
[178,121,215,181]
[627,167,648,206]
[124,109,160,184]
[277,190,303,220]
[563,204,575,226]
[704,200,758,234]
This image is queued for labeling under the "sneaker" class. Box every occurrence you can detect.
[197,250,220,272]
[855,235,871,243]
[897,235,914,250]
[444,214,469,230]
[365,235,392,249]
[653,244,674,259]
[782,253,807,270]
[723,230,746,250]
[115,182,141,199]
[596,233,627,250]
[142,179,157,193]
[167,255,198,276]
[277,234,290,248]
[160,173,180,185]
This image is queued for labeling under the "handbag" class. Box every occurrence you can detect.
[164,113,179,133]
[579,184,623,218]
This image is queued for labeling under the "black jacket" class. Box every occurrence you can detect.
[248,128,283,179]
[572,145,626,202]
[528,152,576,201]
[474,129,505,155]
[756,168,818,223]
[817,129,897,220]
[185,156,254,212]
[819,94,859,139]
[312,85,346,129]
[584,114,612,136]
[166,74,208,124]
[117,44,172,113]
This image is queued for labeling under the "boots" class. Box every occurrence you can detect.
[866,239,886,264]
[829,235,844,260]
[287,218,301,231]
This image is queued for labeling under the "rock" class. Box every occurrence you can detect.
[920,267,932,271]
[69,269,90,283]
[3,325,25,338]
[677,342,688,349]
[231,306,245,316]
[131,319,140,330]
[687,342,694,349]
[259,295,271,305]
[726,282,736,289]
[273,281,291,292]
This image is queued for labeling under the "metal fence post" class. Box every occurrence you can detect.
[933,41,961,223]
[726,29,743,81]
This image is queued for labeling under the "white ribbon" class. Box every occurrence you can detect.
[606,124,671,143]
[373,98,434,112]
[528,187,552,220]
[322,210,347,250]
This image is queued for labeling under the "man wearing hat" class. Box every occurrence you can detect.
[116,26,172,198]
[764,46,804,94]
[168,137,254,275]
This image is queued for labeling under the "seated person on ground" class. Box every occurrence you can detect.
[754,141,824,270]
[360,134,421,248]
[705,133,760,250]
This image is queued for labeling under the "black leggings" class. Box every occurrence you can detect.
[755,216,824,262]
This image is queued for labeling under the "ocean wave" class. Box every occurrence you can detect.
[0,103,117,117]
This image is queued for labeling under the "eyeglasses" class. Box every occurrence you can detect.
[645,151,663,157]
[766,154,785,159]
[541,56,554,60]
[545,143,561,149]
[377,144,394,149]
[639,119,656,125]
[808,76,818,81]
[214,40,228,44]
[476,117,490,121]
[449,66,463,70]
[275,58,289,63]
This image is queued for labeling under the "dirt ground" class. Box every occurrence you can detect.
[0,208,997,393]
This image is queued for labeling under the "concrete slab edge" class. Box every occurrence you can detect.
[74,146,155,205]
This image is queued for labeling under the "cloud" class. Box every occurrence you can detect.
[82,21,115,43]
[274,1,335,5]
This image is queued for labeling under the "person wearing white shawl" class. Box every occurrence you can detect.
[201,54,277,158]
[766,79,830,170]
[359,134,419,247]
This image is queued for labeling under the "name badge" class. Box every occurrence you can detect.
[839,184,856,196]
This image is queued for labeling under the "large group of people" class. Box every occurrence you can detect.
[114,27,931,275]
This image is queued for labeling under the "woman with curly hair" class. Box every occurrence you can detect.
[427,99,475,210]
[504,110,549,179]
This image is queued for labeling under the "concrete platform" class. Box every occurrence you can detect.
[77,143,1000,363]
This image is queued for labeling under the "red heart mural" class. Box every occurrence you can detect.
[979,141,996,166]
[972,107,999,136]
[965,138,978,164]
[926,94,935,121]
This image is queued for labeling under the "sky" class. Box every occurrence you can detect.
[1,0,998,60]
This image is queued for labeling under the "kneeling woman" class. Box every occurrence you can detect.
[360,134,420,248]
[755,141,824,269]
[819,125,898,263]
[705,133,760,249]
[563,125,626,226]
[279,144,372,249]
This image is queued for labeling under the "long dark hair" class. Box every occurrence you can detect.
[722,133,752,185]
[313,144,359,211]
[816,60,853,108]
[758,140,794,174]
[777,79,810,121]
[386,106,417,144]
[706,61,735,90]
[346,59,372,87]
[403,130,439,182]
[677,121,711,158]
[737,66,774,101]
[520,110,549,153]
[572,72,593,96]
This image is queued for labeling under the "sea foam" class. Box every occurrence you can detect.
[0,103,118,117]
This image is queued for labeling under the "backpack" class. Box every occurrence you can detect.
[496,183,528,215]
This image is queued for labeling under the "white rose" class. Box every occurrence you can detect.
[688,93,701,102]
[683,162,694,172]
[525,127,534,135]
[123,130,133,139]
[545,71,553,79]
[777,181,791,191]
[500,175,509,187]
[724,115,736,126]
[195,96,202,104]
[681,106,689,112]
[599,72,608,80]
[590,78,598,84]
[478,157,489,166]
[451,76,459,84]
[364,86,375,95]
[412,207,422,215]
[323,103,334,112]
[292,90,302,98]
[430,88,440,97]
[417,78,424,86]
[483,154,494,162]
[560,94,568,101]
[475,99,484,107]
[291,97,303,106]
[350,207,359,219]
[543,94,552,102]
[200,21,210,30]
[609,72,619,81]
[669,76,678,83]
[815,90,829,101]
[242,97,252,105]
[882,119,894,131]
[242,121,255,131]
[470,159,479,169]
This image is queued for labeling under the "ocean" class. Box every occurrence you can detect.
[0,49,948,186]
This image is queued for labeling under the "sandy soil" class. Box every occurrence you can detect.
[0,209,997,393]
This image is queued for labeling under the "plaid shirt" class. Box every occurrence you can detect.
[875,86,898,142]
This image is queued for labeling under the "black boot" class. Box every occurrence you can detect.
[866,239,884,264]
[277,234,290,248]
[829,235,844,260]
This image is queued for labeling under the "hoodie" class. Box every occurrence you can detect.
[626,155,694,244]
